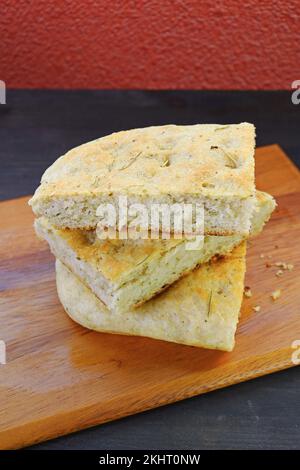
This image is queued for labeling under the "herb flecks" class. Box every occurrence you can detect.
[119,152,142,171]
[136,254,152,266]
[161,158,170,167]
[214,126,230,131]
[92,175,102,187]
[210,145,238,168]
[107,158,116,172]
[207,290,213,318]
[224,152,238,169]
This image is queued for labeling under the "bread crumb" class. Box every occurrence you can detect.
[274,262,294,271]
[253,305,261,312]
[276,269,284,277]
[260,254,265,259]
[271,289,281,301]
[244,286,252,298]
[275,261,287,269]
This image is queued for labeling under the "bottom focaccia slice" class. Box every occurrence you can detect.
[36,191,275,314]
[56,243,246,351]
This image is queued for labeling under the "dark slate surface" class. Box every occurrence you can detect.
[0,90,299,450]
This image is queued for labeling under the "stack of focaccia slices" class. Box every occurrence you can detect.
[30,123,276,351]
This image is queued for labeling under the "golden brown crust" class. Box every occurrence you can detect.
[36,123,255,197]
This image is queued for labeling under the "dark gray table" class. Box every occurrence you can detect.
[1,90,299,450]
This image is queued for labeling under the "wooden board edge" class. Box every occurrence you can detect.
[256,143,300,178]
[0,352,296,449]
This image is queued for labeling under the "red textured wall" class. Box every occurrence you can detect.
[1,0,299,89]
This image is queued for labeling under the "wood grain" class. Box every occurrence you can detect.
[0,145,299,449]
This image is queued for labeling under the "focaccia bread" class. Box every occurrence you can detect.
[30,123,256,235]
[56,243,247,351]
[35,191,275,313]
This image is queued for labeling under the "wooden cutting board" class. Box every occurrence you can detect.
[0,145,299,449]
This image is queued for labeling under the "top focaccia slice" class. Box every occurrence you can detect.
[29,123,256,235]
